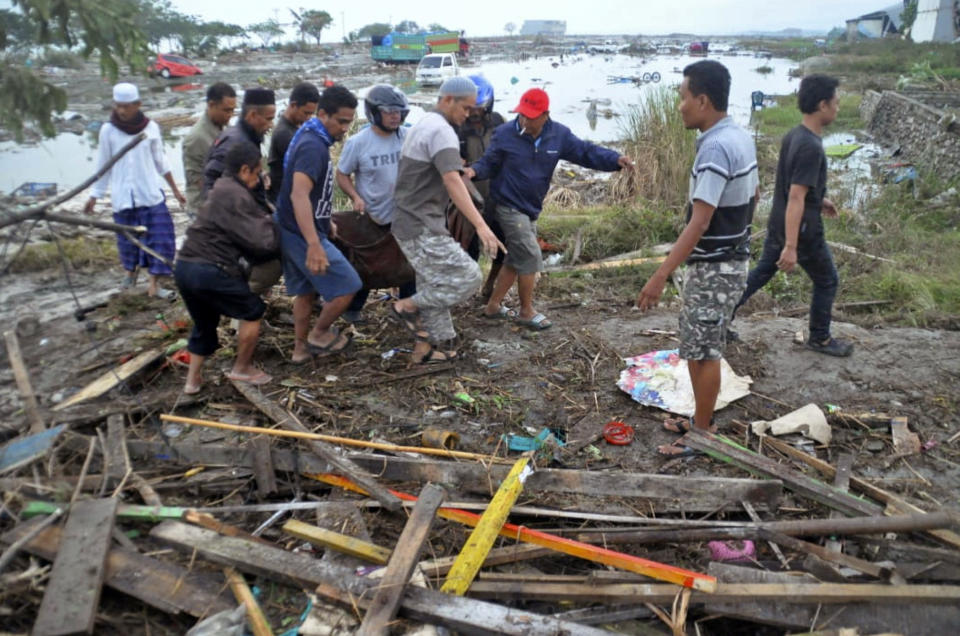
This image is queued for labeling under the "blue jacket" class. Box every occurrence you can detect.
[471,118,622,220]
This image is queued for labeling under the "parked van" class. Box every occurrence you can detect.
[416,53,458,86]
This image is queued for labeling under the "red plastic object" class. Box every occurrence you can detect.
[603,421,634,445]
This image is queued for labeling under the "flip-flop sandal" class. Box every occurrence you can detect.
[513,312,552,331]
[225,370,272,385]
[656,439,703,457]
[662,416,717,435]
[183,383,203,395]
[414,345,458,365]
[480,306,516,320]
[308,329,353,356]
[390,304,427,339]
[152,288,177,300]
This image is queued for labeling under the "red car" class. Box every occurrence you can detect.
[150,53,202,79]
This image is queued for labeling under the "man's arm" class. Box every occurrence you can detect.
[636,200,716,310]
[163,172,187,208]
[290,171,328,275]
[561,130,624,172]
[334,170,365,213]
[777,183,809,273]
[442,171,505,258]
[464,128,504,181]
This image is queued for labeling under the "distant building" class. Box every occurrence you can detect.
[520,20,567,37]
[845,3,906,40]
[911,0,960,43]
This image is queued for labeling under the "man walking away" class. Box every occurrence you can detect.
[275,85,362,364]
[176,142,280,393]
[635,60,759,456]
[391,77,506,364]
[336,84,414,324]
[182,82,236,214]
[466,88,632,330]
[84,82,185,298]
[267,82,320,204]
[733,74,853,358]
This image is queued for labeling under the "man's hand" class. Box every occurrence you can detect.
[462,167,476,180]
[329,220,338,240]
[174,189,187,209]
[351,196,366,214]
[618,155,635,171]
[476,225,506,260]
[636,273,666,311]
[306,242,329,275]
[822,198,838,218]
[83,197,96,216]
[777,245,798,272]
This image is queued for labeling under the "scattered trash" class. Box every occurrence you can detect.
[708,540,756,562]
[452,391,475,406]
[501,427,565,453]
[602,421,634,445]
[422,428,460,450]
[752,403,832,446]
[824,143,862,159]
[617,349,752,416]
[324,375,338,382]
[165,338,188,355]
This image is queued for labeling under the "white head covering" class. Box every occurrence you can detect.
[113,82,140,103]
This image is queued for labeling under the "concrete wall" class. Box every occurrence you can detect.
[860,89,960,179]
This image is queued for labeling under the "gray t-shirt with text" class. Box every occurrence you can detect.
[337,125,406,225]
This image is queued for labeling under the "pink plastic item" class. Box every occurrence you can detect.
[708,540,756,562]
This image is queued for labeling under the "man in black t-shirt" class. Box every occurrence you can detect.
[267,83,320,204]
[734,74,853,357]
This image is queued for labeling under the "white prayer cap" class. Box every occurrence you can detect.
[113,82,140,103]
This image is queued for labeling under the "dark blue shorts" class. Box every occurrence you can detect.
[278,225,362,299]
[174,260,265,356]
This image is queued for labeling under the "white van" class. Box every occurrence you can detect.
[416,53,458,86]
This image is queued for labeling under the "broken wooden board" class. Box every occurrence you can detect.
[52,348,163,411]
[0,424,65,476]
[757,528,894,580]
[685,431,882,517]
[228,379,402,511]
[150,521,609,636]
[826,452,855,555]
[891,416,921,456]
[34,498,118,635]
[283,518,392,565]
[123,439,782,512]
[104,414,129,487]
[2,520,232,618]
[4,329,44,433]
[442,458,530,596]
[249,436,277,498]
[359,483,446,635]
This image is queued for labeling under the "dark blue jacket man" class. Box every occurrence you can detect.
[466,88,632,330]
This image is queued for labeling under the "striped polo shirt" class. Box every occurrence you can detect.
[685,116,758,263]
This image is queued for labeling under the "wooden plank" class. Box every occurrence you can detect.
[442,458,531,595]
[104,414,128,486]
[705,563,823,629]
[419,544,552,578]
[53,348,163,411]
[228,379,403,512]
[224,566,274,636]
[359,483,446,635]
[685,431,882,517]
[758,528,893,580]
[123,438,782,512]
[150,521,609,636]
[756,433,960,550]
[743,500,788,569]
[464,581,960,604]
[283,519,392,564]
[826,453,855,554]
[0,424,65,476]
[4,329,44,433]
[34,498,118,635]
[1,520,233,618]
[249,437,278,498]
[308,472,718,592]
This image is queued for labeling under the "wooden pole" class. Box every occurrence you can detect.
[224,566,275,636]
[160,413,510,464]
[4,330,44,433]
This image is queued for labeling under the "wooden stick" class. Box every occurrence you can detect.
[419,544,552,578]
[3,330,44,433]
[283,519,392,564]
[0,508,64,574]
[442,458,531,595]
[757,528,893,580]
[224,566,275,636]
[159,413,510,464]
[358,484,446,635]
[306,472,718,592]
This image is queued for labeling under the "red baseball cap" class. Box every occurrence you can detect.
[513,88,549,118]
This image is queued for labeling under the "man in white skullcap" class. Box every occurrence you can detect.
[389,76,506,364]
[84,82,186,298]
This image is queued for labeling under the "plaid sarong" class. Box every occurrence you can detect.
[113,201,175,276]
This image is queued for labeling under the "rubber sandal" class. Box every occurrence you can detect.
[481,306,515,320]
[225,369,272,385]
[308,328,353,356]
[152,288,177,300]
[414,345,458,365]
[390,304,426,339]
[662,416,717,435]
[656,439,703,457]
[513,312,552,331]
[183,383,203,395]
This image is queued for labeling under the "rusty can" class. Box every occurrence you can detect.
[421,428,460,450]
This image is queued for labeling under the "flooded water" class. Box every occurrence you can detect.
[0,52,798,195]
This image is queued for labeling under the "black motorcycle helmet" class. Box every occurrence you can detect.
[364,84,410,133]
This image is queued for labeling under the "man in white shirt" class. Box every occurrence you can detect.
[83,83,186,298]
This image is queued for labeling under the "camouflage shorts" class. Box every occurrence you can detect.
[679,260,748,360]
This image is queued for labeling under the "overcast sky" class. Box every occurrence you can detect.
[168,1,888,39]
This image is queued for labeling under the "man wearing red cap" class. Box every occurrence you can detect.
[466,88,632,330]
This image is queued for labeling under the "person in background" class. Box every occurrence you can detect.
[83,82,185,298]
[182,82,236,214]
[458,74,506,301]
[267,82,320,204]
[335,84,414,324]
[635,60,759,456]
[275,85,362,363]
[176,142,280,393]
